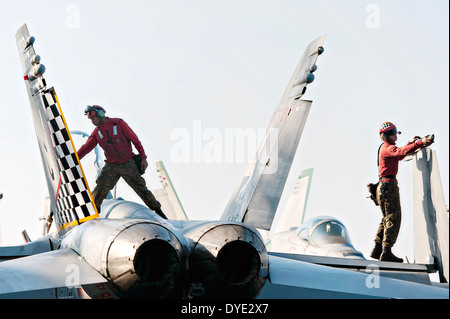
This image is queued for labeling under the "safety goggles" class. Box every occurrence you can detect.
[385,127,398,135]
[84,105,97,119]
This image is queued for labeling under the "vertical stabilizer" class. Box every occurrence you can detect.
[16,24,98,234]
[221,35,325,230]
[240,99,311,230]
[154,161,188,220]
[272,168,313,234]
[413,148,448,283]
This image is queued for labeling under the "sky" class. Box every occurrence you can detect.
[0,0,448,265]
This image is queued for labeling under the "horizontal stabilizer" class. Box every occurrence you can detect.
[269,252,435,286]
[0,249,107,297]
[258,255,448,299]
[0,236,52,261]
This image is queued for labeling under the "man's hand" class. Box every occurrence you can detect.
[46,214,53,234]
[141,158,149,173]
[408,136,421,144]
[422,134,435,147]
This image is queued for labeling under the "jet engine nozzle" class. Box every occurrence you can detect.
[105,221,183,298]
[189,223,268,298]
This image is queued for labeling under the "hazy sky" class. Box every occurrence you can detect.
[0,1,448,262]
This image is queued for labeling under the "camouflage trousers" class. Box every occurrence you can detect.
[92,159,161,213]
[374,181,402,248]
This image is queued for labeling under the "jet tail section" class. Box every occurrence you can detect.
[241,100,311,230]
[153,161,188,220]
[221,35,325,230]
[412,148,449,283]
[16,24,98,234]
[272,168,313,234]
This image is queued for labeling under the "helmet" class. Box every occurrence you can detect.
[84,105,106,119]
[379,121,398,135]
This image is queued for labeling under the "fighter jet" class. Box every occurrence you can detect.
[0,24,447,299]
[266,159,448,286]
[266,169,364,259]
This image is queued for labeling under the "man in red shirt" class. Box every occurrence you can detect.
[370,122,434,262]
[77,105,167,219]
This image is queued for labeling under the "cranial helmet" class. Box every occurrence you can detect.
[84,105,106,119]
[379,121,399,135]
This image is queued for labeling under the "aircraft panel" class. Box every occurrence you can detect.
[258,255,448,299]
[0,248,107,296]
[413,148,449,283]
[243,99,312,230]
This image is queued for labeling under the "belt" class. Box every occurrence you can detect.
[379,175,396,181]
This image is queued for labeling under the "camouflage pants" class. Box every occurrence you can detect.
[92,159,161,213]
[374,181,402,248]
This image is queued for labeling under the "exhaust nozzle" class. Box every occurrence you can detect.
[189,223,268,298]
[105,222,183,298]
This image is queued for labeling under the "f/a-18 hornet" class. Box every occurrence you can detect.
[0,24,447,299]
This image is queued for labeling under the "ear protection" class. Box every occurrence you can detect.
[95,106,106,118]
[85,105,106,119]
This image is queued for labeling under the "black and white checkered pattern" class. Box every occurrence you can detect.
[379,121,395,133]
[41,88,97,228]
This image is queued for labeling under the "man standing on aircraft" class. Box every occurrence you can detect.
[77,105,167,219]
[370,122,434,262]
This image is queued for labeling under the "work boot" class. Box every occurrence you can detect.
[370,243,382,260]
[154,207,168,219]
[380,247,403,263]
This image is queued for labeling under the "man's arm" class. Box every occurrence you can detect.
[120,120,147,159]
[77,131,98,160]
[386,139,424,160]
[120,120,149,172]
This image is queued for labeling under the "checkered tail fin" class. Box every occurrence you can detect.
[40,88,99,232]
[16,24,98,234]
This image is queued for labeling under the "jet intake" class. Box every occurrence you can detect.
[188,223,268,298]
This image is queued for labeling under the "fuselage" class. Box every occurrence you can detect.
[55,199,269,298]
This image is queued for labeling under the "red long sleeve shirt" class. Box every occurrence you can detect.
[378,139,423,179]
[78,118,147,164]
